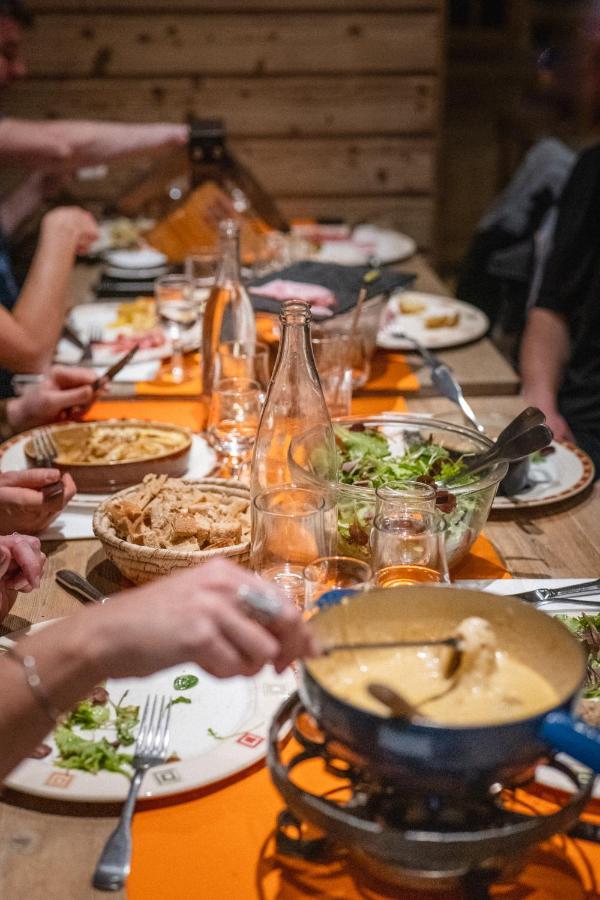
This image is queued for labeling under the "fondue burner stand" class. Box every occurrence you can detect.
[267,694,595,897]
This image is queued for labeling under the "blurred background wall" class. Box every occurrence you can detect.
[1,0,588,276]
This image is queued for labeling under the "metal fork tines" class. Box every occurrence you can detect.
[80,325,103,363]
[92,694,171,892]
[31,427,59,467]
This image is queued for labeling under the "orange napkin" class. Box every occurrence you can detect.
[84,399,206,432]
[453,533,511,580]
[135,354,201,397]
[364,351,419,393]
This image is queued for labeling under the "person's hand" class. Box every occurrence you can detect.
[40,206,99,255]
[0,533,45,621]
[0,470,76,535]
[7,366,100,432]
[543,409,575,443]
[94,559,319,681]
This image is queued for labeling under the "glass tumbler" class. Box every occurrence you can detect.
[304,555,373,615]
[155,275,195,385]
[216,340,270,391]
[370,480,449,586]
[251,486,336,609]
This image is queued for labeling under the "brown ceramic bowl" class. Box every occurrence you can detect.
[24,419,192,493]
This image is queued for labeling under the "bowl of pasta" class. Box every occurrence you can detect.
[24,419,192,493]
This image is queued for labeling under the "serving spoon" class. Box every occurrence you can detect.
[445,423,553,484]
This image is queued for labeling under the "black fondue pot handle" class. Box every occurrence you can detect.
[540,712,600,771]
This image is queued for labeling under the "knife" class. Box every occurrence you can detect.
[396,332,485,434]
[56,569,110,605]
[92,344,139,391]
[511,579,600,605]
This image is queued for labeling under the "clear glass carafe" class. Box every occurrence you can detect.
[201,218,256,399]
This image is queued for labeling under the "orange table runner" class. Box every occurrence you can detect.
[85,396,546,900]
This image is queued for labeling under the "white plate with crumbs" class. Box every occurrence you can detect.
[2,621,294,803]
[377,291,489,350]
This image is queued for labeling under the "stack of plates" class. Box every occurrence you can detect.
[96,248,169,298]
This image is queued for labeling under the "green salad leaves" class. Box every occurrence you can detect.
[557,612,600,698]
[53,689,140,777]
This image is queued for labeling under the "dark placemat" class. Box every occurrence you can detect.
[248,261,414,317]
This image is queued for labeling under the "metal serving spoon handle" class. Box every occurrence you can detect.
[55,569,109,605]
[323,637,460,655]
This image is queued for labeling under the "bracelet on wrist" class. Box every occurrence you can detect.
[6,646,61,723]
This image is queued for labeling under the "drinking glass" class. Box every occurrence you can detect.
[370,480,450,586]
[155,275,195,385]
[251,486,336,609]
[206,377,262,475]
[304,555,373,615]
[216,340,270,391]
[311,331,353,417]
[185,251,219,291]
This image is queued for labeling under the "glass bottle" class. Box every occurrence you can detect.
[250,299,336,498]
[201,218,256,399]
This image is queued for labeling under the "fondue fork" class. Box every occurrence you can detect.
[323,637,460,655]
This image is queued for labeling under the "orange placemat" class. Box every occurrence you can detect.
[366,350,419,393]
[84,398,206,432]
[129,745,600,900]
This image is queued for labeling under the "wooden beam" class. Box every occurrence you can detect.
[25,12,440,77]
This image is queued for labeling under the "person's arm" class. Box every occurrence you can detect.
[0,119,187,169]
[520,307,575,441]
[0,171,70,237]
[0,207,98,372]
[0,559,317,780]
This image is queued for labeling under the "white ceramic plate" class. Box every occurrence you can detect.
[0,432,216,540]
[56,302,203,366]
[104,248,167,269]
[493,442,595,510]
[1,621,294,803]
[377,290,489,350]
[314,225,416,266]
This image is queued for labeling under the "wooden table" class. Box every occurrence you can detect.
[70,257,520,399]
[0,255,579,898]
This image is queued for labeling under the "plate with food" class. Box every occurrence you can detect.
[377,290,489,350]
[86,217,156,256]
[291,223,417,266]
[56,300,202,366]
[94,476,250,584]
[1,621,294,803]
[492,442,595,510]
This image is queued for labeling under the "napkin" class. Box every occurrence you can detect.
[248,262,414,318]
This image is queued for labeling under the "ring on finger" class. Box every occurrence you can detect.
[236,584,284,626]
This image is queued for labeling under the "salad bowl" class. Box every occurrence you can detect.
[288,413,508,570]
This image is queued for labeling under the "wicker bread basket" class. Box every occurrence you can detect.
[93,477,250,585]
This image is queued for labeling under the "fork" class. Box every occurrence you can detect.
[31,427,58,467]
[79,325,103,364]
[92,695,172,892]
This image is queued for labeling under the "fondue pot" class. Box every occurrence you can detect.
[300,587,600,793]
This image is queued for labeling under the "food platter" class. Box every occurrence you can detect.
[56,301,203,366]
[377,290,489,350]
[299,224,417,266]
[19,420,192,494]
[493,442,595,510]
[1,621,295,803]
[0,428,216,539]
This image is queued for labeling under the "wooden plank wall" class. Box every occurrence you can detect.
[4,0,445,251]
